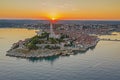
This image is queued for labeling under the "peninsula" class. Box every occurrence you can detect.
[6,21,99,58]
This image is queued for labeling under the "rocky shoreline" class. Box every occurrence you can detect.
[6,40,98,58]
[6,49,73,58]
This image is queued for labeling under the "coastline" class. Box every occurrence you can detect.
[6,40,99,58]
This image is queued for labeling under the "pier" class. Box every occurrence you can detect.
[100,39,120,42]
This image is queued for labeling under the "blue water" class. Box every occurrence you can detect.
[0,29,120,80]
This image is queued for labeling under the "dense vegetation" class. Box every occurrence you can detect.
[25,32,65,50]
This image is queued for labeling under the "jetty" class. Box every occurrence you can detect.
[100,39,120,42]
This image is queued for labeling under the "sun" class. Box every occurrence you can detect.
[52,17,56,21]
[46,13,61,22]
[50,17,58,23]
[46,14,57,20]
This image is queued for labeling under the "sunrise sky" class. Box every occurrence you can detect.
[0,0,120,20]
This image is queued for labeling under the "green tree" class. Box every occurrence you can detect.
[27,43,38,50]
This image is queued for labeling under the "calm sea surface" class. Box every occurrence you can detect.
[0,28,120,80]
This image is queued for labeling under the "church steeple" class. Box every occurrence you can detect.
[49,21,56,38]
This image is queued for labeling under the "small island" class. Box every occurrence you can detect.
[6,22,99,58]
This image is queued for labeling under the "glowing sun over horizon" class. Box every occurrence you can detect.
[52,17,56,20]
[0,0,120,20]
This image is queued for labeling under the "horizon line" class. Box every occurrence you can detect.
[0,18,120,21]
